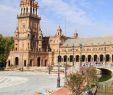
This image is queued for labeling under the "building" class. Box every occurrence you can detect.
[6,0,113,69]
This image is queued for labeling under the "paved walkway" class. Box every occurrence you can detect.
[0,71,64,95]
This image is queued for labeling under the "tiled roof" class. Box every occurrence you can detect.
[62,36,113,47]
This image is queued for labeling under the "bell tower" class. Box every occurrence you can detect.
[14,0,42,52]
[6,0,49,69]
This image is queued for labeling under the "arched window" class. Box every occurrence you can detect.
[106,54,110,62]
[64,55,67,62]
[70,55,73,62]
[37,57,40,67]
[24,60,26,66]
[76,55,79,62]
[26,8,28,13]
[100,55,104,62]
[8,60,10,66]
[94,55,97,62]
[15,48,17,51]
[88,55,91,62]
[15,57,19,66]
[29,60,32,66]
[112,55,113,62]
[24,8,25,14]
[58,55,62,62]
[81,55,85,62]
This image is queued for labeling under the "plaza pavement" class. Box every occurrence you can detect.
[0,71,64,95]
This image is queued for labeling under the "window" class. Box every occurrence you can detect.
[81,55,85,62]
[76,55,79,62]
[58,56,62,62]
[70,55,73,62]
[106,54,110,62]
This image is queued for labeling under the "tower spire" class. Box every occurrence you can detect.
[20,0,38,16]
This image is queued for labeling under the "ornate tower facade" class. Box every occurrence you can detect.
[6,0,48,69]
[15,0,42,52]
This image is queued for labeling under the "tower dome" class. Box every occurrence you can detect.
[55,26,63,37]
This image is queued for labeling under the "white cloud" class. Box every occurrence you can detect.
[0,0,113,38]
[41,15,58,36]
[0,4,18,36]
[40,0,92,25]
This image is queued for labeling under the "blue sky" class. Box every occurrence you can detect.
[0,0,113,38]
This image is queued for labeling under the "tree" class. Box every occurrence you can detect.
[0,34,14,69]
[83,67,99,90]
[65,67,98,95]
[65,73,86,95]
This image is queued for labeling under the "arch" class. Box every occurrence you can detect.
[33,8,34,14]
[24,60,26,66]
[24,8,25,14]
[112,55,113,62]
[37,57,40,67]
[45,60,47,66]
[15,57,19,66]
[8,60,10,66]
[26,8,28,13]
[81,55,85,62]
[29,60,32,66]
[64,55,67,62]
[106,54,110,62]
[88,55,91,62]
[76,55,79,62]
[100,55,104,62]
[16,48,17,51]
[21,8,23,14]
[94,55,97,62]
[58,55,62,62]
[70,55,73,62]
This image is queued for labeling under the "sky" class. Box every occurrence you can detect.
[0,0,113,38]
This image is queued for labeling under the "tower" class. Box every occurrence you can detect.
[14,0,42,52]
[7,0,44,69]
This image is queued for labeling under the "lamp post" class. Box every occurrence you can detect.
[57,41,61,88]
[80,44,82,69]
[72,44,75,66]
[65,50,67,77]
[104,46,106,67]
[21,52,24,72]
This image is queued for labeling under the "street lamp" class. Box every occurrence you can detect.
[104,46,106,67]
[79,44,82,69]
[65,50,67,78]
[21,52,24,72]
[57,41,61,88]
[72,44,75,66]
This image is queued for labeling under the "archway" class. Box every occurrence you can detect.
[15,57,19,66]
[8,60,10,66]
[76,55,79,62]
[70,55,73,62]
[112,55,113,62]
[45,60,47,66]
[24,60,26,66]
[106,54,110,62]
[88,55,91,62]
[94,55,97,62]
[64,55,67,62]
[37,57,40,67]
[100,55,104,62]
[29,60,32,66]
[58,55,62,62]
[81,55,85,62]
